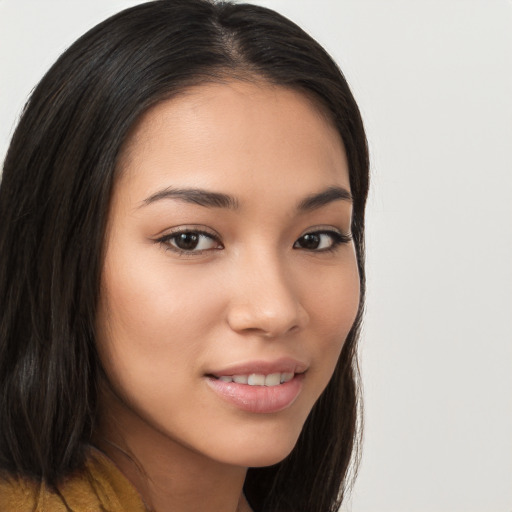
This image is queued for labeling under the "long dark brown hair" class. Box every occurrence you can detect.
[0,1,369,510]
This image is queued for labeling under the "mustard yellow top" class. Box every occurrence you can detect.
[0,448,147,511]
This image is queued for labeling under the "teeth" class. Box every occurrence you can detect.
[247,374,266,386]
[216,372,295,386]
[280,372,294,383]
[265,373,281,386]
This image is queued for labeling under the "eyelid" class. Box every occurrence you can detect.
[299,225,352,240]
[154,224,219,239]
[155,225,223,255]
[294,226,353,252]
[153,224,351,256]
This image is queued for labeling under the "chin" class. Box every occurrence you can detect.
[207,421,303,469]
[221,444,297,469]
[241,448,296,468]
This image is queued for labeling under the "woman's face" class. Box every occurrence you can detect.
[96,81,360,468]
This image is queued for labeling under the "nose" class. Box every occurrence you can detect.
[226,251,309,338]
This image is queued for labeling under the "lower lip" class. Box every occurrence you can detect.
[206,374,304,414]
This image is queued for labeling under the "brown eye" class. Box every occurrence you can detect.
[158,230,221,254]
[298,233,322,250]
[294,230,351,252]
[174,232,201,251]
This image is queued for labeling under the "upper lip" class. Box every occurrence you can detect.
[207,357,308,378]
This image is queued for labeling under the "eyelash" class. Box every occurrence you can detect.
[156,228,352,256]
[293,230,352,253]
[157,229,222,255]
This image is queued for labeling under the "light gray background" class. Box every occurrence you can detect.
[1,1,511,511]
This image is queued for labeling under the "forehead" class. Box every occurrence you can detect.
[115,80,350,206]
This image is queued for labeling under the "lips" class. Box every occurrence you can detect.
[207,358,308,379]
[205,358,307,413]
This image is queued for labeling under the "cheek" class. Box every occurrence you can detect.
[98,246,219,339]
[95,248,213,387]
[302,256,360,379]
[309,252,360,326]
[94,256,212,430]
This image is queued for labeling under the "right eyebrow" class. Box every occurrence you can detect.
[297,186,353,212]
[139,187,240,210]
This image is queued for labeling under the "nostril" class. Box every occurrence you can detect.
[226,300,308,338]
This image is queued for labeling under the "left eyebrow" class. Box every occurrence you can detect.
[297,186,353,211]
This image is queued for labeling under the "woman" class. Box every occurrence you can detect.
[0,1,369,511]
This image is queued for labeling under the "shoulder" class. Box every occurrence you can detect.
[0,448,146,511]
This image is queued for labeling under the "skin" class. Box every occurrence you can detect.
[95,80,360,512]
